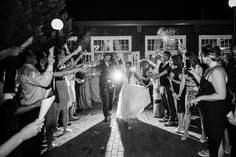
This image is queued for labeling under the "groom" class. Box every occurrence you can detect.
[98,53,114,122]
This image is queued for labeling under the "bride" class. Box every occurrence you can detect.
[116,61,151,128]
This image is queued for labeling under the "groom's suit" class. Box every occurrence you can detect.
[99,60,114,119]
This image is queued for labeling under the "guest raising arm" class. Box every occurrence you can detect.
[0,47,25,61]
[15,50,55,115]
[0,118,44,157]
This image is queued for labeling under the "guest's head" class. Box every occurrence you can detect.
[184,51,203,76]
[35,53,48,71]
[103,53,110,62]
[184,51,200,68]
[171,54,184,70]
[201,45,227,67]
[110,53,122,65]
[229,45,236,59]
[230,45,236,55]
[112,52,118,60]
[20,49,38,66]
[162,51,171,62]
[125,61,132,71]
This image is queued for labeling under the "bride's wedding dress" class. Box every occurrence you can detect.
[116,71,151,120]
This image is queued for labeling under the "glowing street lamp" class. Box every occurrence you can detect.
[228,0,236,44]
[229,0,236,7]
[51,18,64,30]
[51,18,64,57]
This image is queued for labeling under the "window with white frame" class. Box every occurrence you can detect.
[199,35,232,54]
[145,35,186,59]
[91,36,132,53]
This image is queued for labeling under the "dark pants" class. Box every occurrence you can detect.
[114,82,123,104]
[228,123,236,157]
[100,82,114,118]
[45,102,57,145]
[0,99,22,157]
[148,84,153,106]
[160,86,176,121]
[18,107,44,157]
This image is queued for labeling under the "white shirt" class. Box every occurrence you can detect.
[20,63,53,105]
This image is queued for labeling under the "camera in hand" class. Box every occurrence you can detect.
[186,59,191,71]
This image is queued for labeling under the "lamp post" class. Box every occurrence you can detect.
[51,18,64,57]
[229,0,236,45]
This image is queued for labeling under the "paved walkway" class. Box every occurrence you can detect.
[41,105,207,157]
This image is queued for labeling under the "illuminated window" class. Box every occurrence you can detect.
[145,35,186,59]
[199,35,232,54]
[91,36,132,53]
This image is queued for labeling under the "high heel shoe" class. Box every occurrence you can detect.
[181,132,189,141]
[199,135,207,143]
[200,138,207,143]
[174,127,184,134]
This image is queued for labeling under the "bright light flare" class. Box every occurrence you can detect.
[112,70,123,82]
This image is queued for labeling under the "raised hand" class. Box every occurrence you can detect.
[20,118,45,141]
[9,47,25,56]
[228,112,236,125]
[20,37,33,48]
[141,76,150,81]
[178,39,186,53]
[169,72,175,78]
[93,58,101,67]
[73,64,89,74]
[49,46,55,57]
[48,54,55,65]
[173,92,180,100]
[64,43,70,55]
[139,80,147,87]
[146,71,153,76]
[72,45,82,55]
[190,96,201,105]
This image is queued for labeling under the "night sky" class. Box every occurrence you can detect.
[66,0,233,20]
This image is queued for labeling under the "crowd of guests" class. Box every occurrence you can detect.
[0,37,236,157]
[141,44,236,157]
[0,39,136,157]
[0,39,98,157]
